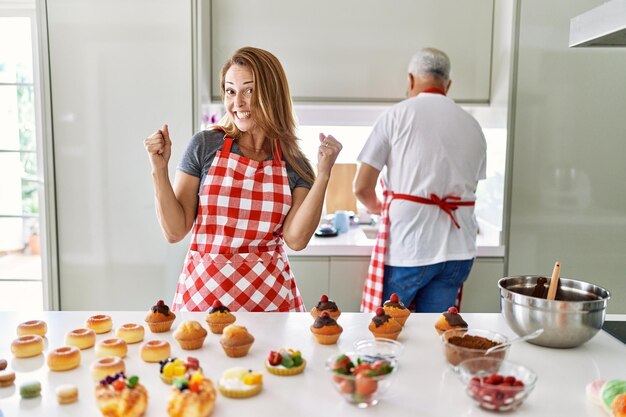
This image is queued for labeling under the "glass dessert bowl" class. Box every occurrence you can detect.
[326,352,398,408]
[353,338,404,361]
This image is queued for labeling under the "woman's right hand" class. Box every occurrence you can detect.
[144,124,172,170]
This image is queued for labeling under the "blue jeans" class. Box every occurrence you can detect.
[382,259,474,313]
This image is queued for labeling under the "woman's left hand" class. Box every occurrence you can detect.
[317,133,342,178]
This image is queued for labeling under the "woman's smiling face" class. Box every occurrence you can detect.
[224,64,256,133]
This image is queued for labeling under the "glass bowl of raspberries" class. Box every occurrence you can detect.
[457,357,537,412]
[326,352,398,408]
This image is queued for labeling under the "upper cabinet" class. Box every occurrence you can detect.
[209,0,494,104]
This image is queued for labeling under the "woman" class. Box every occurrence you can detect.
[144,47,342,312]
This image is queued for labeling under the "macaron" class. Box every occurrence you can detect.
[0,370,16,387]
[20,381,42,399]
[56,384,79,404]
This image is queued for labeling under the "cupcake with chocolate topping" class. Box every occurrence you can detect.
[383,293,411,326]
[434,306,468,335]
[145,300,176,333]
[205,300,236,334]
[310,294,341,320]
[310,311,343,345]
[369,307,402,340]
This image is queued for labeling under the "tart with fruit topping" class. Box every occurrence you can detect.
[382,293,410,326]
[434,306,468,335]
[265,349,306,376]
[369,307,402,340]
[145,299,176,333]
[205,300,236,334]
[310,294,341,320]
[159,357,202,385]
[310,311,343,345]
[167,371,216,417]
[218,367,263,398]
[95,373,148,417]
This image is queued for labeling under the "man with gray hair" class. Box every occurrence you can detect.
[355,47,486,313]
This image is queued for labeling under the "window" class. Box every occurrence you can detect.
[0,6,45,310]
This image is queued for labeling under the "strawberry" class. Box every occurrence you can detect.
[339,379,355,394]
[268,351,282,366]
[352,363,373,376]
[211,299,222,308]
[390,293,399,303]
[333,354,353,374]
[447,306,458,314]
[186,357,200,370]
[355,373,378,397]
[320,294,329,302]
[375,307,385,316]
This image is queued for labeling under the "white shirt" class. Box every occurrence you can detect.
[358,92,487,266]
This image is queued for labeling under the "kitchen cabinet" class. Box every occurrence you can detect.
[289,255,504,312]
[209,0,494,103]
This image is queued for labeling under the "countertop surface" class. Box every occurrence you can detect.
[1,312,623,417]
[285,224,504,257]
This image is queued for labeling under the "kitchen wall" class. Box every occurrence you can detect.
[506,0,626,313]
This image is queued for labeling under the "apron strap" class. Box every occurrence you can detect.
[222,136,234,154]
[391,192,475,229]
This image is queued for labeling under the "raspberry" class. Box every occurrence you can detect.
[390,293,399,303]
[211,299,222,308]
[320,294,329,302]
[447,306,458,314]
[156,299,165,307]
[375,307,385,316]
[504,376,516,384]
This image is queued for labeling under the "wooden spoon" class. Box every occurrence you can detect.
[546,261,561,300]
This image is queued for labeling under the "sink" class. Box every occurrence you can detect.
[360,225,379,239]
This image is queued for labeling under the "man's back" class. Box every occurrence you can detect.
[358,92,486,266]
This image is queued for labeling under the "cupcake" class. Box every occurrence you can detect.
[95,373,147,417]
[434,306,468,335]
[265,348,306,376]
[218,367,263,398]
[167,371,216,417]
[145,300,176,333]
[310,311,343,345]
[383,293,411,326]
[205,300,236,334]
[219,325,255,358]
[159,357,202,385]
[310,294,341,320]
[173,321,207,350]
[368,307,402,340]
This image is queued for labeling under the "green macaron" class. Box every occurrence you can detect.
[20,381,42,399]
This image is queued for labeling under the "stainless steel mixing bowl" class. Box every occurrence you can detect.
[498,276,610,348]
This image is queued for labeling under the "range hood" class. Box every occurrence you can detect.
[569,0,626,47]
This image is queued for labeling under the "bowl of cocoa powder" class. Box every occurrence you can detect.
[441,328,509,371]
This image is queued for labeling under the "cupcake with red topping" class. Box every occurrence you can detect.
[310,311,343,345]
[368,307,402,340]
[145,300,176,333]
[382,293,410,326]
[310,294,341,320]
[205,300,236,334]
[434,306,468,335]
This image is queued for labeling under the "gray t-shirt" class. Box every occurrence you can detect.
[177,129,312,191]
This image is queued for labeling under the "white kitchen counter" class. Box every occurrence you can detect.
[285,224,504,257]
[0,311,624,417]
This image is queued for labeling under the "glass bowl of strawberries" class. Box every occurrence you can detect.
[326,352,398,408]
[457,357,538,412]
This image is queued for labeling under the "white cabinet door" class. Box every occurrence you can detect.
[288,256,330,310]
[210,0,494,103]
[461,258,505,313]
[328,257,370,312]
[47,0,193,309]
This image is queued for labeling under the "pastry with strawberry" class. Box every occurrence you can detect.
[382,293,410,326]
[167,371,216,417]
[265,348,306,376]
[204,300,236,334]
[368,307,402,340]
[310,294,341,320]
[434,306,468,335]
[310,311,343,345]
[95,373,148,417]
[218,367,263,398]
[159,357,202,384]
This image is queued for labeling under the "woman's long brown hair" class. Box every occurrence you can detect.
[217,46,315,186]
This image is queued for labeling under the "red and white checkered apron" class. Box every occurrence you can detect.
[172,133,305,312]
